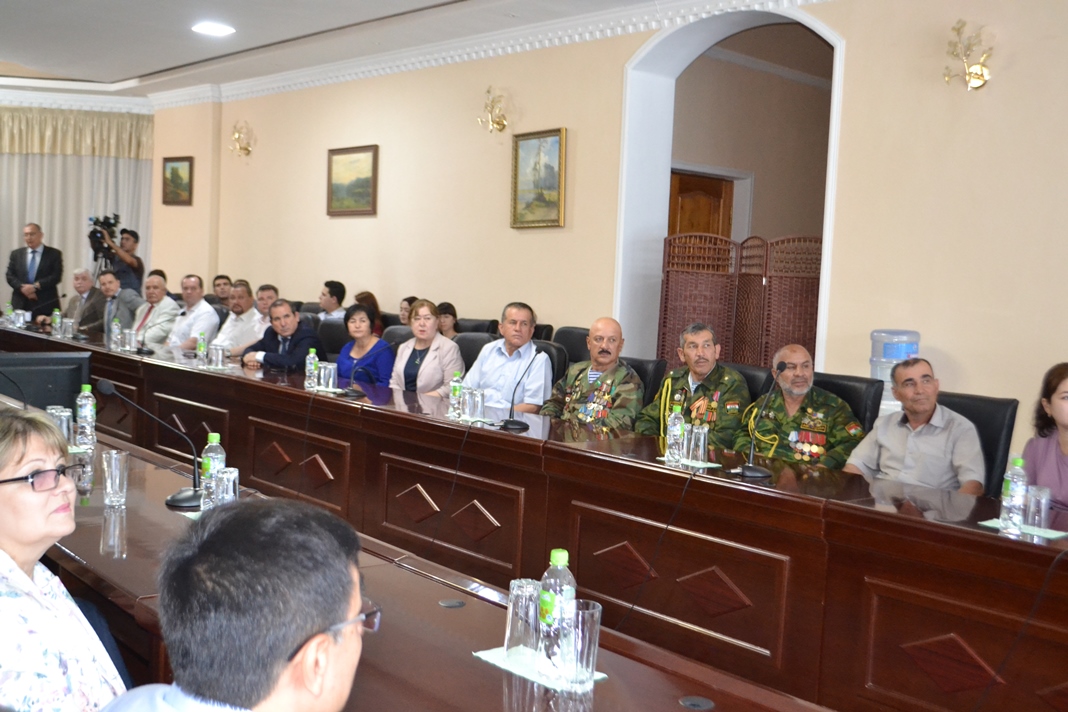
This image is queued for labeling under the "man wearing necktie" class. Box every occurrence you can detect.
[93,270,145,342]
[5,223,64,319]
[242,299,324,372]
[132,274,180,350]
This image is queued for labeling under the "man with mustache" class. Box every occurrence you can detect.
[635,322,750,447]
[734,343,865,469]
[541,317,644,430]
[842,358,984,494]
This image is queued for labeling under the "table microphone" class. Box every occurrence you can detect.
[499,346,540,433]
[740,361,787,479]
[0,371,28,409]
[96,378,202,509]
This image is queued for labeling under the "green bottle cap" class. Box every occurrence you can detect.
[309,348,316,355]
[672,405,682,413]
[550,548,569,567]
[1012,457,1024,467]
[81,384,92,392]
[454,371,462,377]
[207,433,220,444]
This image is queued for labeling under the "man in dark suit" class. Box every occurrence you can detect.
[242,299,324,371]
[5,223,63,319]
[82,269,145,343]
[34,268,106,333]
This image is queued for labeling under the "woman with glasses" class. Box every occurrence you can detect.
[336,303,394,387]
[0,410,125,710]
[389,299,464,396]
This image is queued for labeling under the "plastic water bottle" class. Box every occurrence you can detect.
[3,302,12,325]
[51,308,62,334]
[199,433,226,509]
[448,371,463,419]
[109,318,122,351]
[305,348,319,390]
[75,384,96,448]
[195,332,207,365]
[666,405,685,464]
[999,457,1028,535]
[537,548,578,680]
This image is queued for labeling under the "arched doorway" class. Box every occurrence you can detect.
[614,8,843,368]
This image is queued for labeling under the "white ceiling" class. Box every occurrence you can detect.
[0,0,655,96]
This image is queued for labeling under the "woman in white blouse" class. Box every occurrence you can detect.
[0,411,125,711]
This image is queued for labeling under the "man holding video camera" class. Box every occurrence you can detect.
[102,228,144,294]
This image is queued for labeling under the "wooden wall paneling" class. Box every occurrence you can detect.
[149,392,230,464]
[820,501,1068,712]
[91,374,140,441]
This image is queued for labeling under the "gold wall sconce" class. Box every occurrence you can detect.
[477,86,508,133]
[944,20,993,91]
[229,121,256,157]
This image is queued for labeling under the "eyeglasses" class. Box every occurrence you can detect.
[0,464,82,492]
[286,598,381,661]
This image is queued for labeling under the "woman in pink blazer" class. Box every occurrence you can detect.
[389,300,464,396]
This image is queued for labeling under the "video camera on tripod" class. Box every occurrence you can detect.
[87,214,120,276]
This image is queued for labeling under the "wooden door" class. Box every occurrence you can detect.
[668,171,734,237]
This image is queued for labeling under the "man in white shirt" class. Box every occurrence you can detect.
[212,281,267,354]
[132,274,180,350]
[319,280,346,319]
[166,274,220,350]
[463,302,551,412]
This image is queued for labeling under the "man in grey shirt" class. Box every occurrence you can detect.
[843,358,985,495]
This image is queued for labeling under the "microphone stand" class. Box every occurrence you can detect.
[740,361,786,479]
[96,378,203,509]
[499,345,540,433]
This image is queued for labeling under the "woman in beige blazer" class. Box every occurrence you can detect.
[389,300,464,397]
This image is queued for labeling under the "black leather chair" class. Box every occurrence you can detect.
[552,326,590,364]
[620,356,668,408]
[457,318,499,334]
[533,324,554,341]
[721,362,773,404]
[533,340,568,385]
[288,300,303,313]
[317,319,349,361]
[299,301,321,314]
[381,312,402,329]
[212,304,229,328]
[812,372,884,434]
[381,325,413,349]
[453,333,494,372]
[938,391,1019,497]
[298,312,320,335]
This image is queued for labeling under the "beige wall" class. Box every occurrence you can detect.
[672,52,830,238]
[803,0,1065,450]
[153,32,648,329]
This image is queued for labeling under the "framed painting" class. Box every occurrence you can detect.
[162,156,194,206]
[327,145,379,216]
[511,128,566,228]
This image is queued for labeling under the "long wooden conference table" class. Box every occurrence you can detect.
[5,327,1068,711]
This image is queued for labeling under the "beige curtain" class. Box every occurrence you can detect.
[0,107,152,160]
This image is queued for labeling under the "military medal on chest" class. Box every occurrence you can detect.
[578,379,614,423]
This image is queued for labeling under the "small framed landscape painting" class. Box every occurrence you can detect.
[511,128,565,228]
[162,157,194,206]
[327,145,379,216]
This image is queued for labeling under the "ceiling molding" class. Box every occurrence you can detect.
[149,85,223,111]
[702,46,831,90]
[0,89,152,114]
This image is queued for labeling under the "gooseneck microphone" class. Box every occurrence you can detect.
[498,346,540,433]
[0,371,28,409]
[740,361,787,479]
[96,379,202,509]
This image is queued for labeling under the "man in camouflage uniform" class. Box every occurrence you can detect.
[733,344,864,469]
[635,322,750,448]
[541,317,644,430]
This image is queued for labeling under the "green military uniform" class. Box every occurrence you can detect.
[634,363,751,448]
[540,360,644,430]
[733,386,865,470]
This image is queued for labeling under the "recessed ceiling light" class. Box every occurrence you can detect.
[192,21,235,37]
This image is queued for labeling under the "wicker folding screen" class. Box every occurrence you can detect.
[656,233,737,368]
[761,236,822,365]
[731,236,767,366]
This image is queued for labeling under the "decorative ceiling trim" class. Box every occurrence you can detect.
[0,89,152,114]
[148,85,223,111]
[702,46,832,90]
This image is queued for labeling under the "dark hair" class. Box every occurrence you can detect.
[182,274,204,289]
[1034,362,1068,437]
[400,296,419,308]
[501,301,537,325]
[436,302,457,319]
[212,275,232,286]
[324,280,346,305]
[158,499,361,709]
[98,269,118,281]
[119,228,140,243]
[257,284,278,296]
[344,302,377,328]
[354,291,383,332]
[230,281,252,298]
[890,357,934,386]
[679,322,717,348]
[408,299,438,318]
[269,298,294,317]
[149,269,167,281]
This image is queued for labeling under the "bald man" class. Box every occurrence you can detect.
[540,317,644,430]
